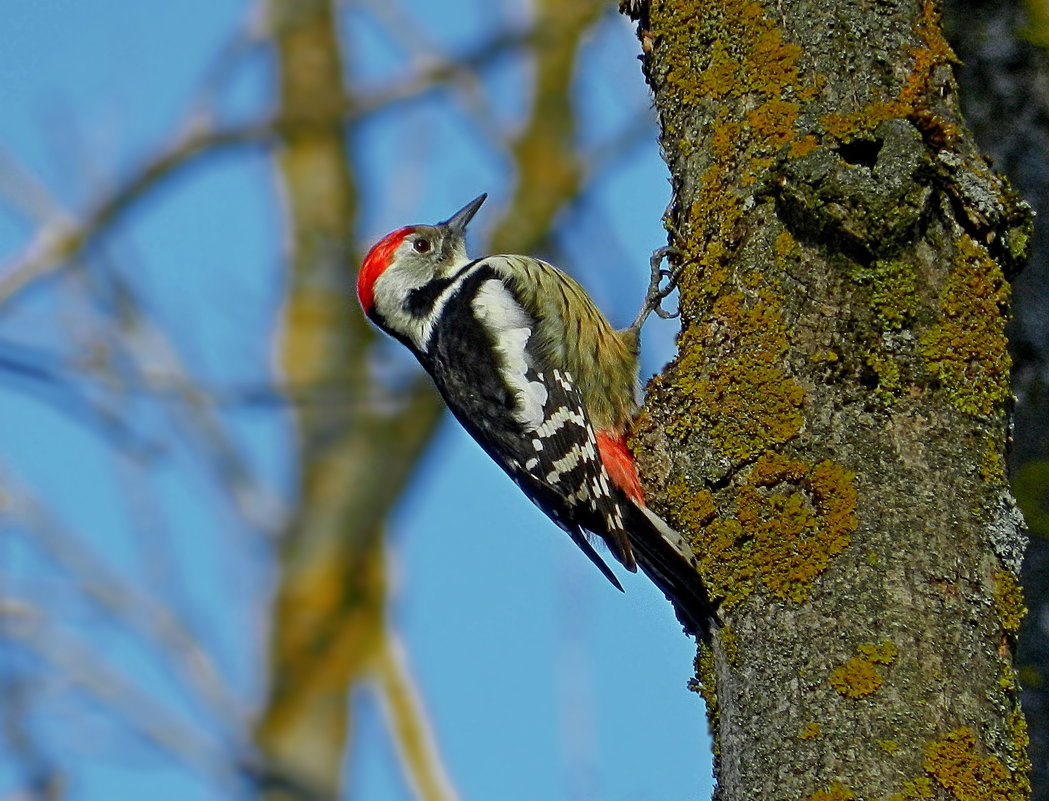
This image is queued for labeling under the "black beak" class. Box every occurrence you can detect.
[440,193,487,236]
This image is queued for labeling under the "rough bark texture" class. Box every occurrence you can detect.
[942,3,1049,797]
[623,1,1033,798]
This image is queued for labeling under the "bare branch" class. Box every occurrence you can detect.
[373,632,460,801]
[0,343,161,459]
[0,27,538,311]
[0,471,250,742]
[0,120,272,308]
[1,602,240,788]
[0,341,414,410]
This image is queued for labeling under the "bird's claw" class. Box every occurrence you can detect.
[631,245,684,332]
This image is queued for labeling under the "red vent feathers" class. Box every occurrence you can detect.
[595,430,644,505]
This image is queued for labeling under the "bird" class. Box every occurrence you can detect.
[356,194,712,636]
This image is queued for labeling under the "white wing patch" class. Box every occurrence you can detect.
[472,279,549,429]
[535,405,587,438]
[544,437,598,485]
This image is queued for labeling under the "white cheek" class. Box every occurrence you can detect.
[373,261,429,315]
[373,258,479,352]
[368,270,419,347]
[375,266,419,304]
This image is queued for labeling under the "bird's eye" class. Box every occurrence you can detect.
[413,238,431,253]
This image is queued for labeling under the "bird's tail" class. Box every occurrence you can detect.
[625,503,717,639]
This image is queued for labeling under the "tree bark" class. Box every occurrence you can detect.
[622,0,1033,798]
[941,3,1049,796]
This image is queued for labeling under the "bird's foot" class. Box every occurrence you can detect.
[629,245,684,335]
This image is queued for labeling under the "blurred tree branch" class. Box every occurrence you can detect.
[1,599,240,790]
[255,0,606,797]
[255,0,390,792]
[0,26,538,311]
[0,0,635,798]
[490,0,602,254]
[372,631,457,801]
[1,470,247,736]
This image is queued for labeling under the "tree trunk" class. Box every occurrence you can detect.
[622,0,1033,798]
[941,3,1049,797]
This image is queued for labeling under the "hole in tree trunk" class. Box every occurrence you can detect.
[837,138,882,168]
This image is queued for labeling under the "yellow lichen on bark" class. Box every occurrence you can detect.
[924,727,1029,801]
[649,0,809,319]
[920,235,1011,418]
[886,777,937,801]
[669,288,805,460]
[819,0,959,145]
[830,657,884,698]
[799,722,823,741]
[829,641,897,698]
[693,452,857,606]
[992,570,1027,636]
[805,782,857,801]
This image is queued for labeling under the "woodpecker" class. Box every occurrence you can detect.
[357,194,712,636]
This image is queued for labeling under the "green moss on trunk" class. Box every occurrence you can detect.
[625,0,1032,798]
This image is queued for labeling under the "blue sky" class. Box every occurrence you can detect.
[0,2,714,799]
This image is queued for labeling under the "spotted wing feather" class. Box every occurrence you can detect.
[518,365,636,571]
[418,266,636,587]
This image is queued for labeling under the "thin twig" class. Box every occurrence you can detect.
[0,28,538,311]
[0,472,251,745]
[373,631,460,801]
[0,601,240,788]
[0,341,411,409]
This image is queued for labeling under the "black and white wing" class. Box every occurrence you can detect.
[419,265,636,588]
